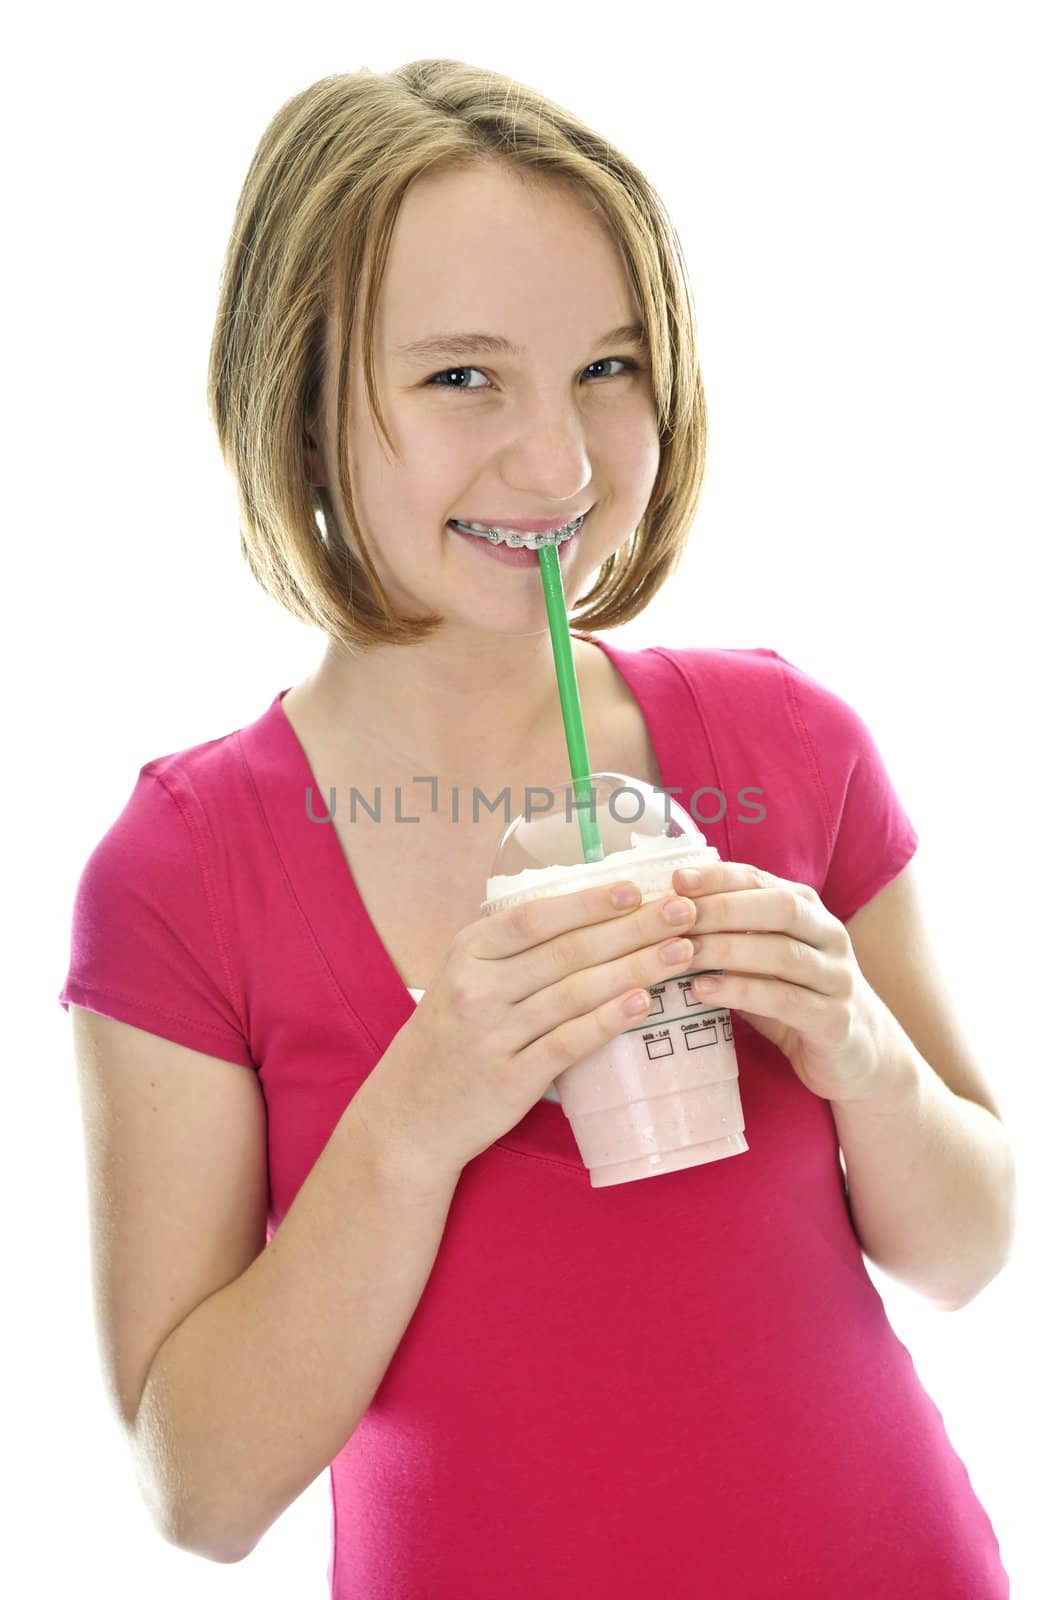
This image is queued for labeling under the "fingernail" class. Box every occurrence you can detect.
[676,868,701,890]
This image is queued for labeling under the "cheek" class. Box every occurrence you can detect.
[609,428,661,514]
[402,425,486,491]
[603,402,660,470]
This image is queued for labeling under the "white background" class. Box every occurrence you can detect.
[9,2,1060,1594]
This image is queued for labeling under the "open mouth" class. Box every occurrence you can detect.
[446,510,589,567]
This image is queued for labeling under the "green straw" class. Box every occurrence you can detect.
[537,541,605,863]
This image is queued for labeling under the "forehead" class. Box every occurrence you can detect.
[373,165,639,352]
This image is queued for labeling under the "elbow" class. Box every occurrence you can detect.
[170,1512,256,1565]
[129,1394,258,1565]
[182,1534,255,1566]
[165,1471,268,1564]
[165,1472,266,1564]
[945,1145,1019,1314]
[933,1220,1017,1314]
[132,1451,256,1565]
[930,1288,976,1314]
[934,1273,1004,1314]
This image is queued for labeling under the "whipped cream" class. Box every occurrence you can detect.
[482,834,716,914]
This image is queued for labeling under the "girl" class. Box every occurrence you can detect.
[61,61,1013,1596]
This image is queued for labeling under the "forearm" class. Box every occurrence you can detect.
[133,1083,461,1563]
[831,1020,1016,1312]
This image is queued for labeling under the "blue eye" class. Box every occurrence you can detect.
[425,357,642,394]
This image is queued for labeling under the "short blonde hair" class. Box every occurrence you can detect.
[206,61,707,652]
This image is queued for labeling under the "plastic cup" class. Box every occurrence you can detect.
[481,772,749,1187]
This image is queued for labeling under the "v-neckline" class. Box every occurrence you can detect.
[255,634,711,1070]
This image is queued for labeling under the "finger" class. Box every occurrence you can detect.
[520,926,700,1045]
[477,877,647,958]
[675,859,821,908]
[692,931,838,992]
[479,868,700,974]
[691,971,835,1024]
[518,978,659,1082]
[682,881,838,954]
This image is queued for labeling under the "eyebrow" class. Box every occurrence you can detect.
[394,321,648,362]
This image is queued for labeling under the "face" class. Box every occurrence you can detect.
[303,162,661,633]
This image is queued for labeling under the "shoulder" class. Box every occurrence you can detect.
[140,717,250,810]
[630,642,802,700]
[74,706,259,904]
[61,726,256,1064]
[598,639,789,698]
[654,643,841,700]
[66,703,262,937]
[634,643,828,740]
[644,643,907,842]
[654,644,873,748]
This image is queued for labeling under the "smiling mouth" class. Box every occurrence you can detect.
[446,511,588,549]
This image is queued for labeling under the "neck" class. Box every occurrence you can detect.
[287,631,601,786]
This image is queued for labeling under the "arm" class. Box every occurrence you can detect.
[755,662,1016,1312]
[835,859,1017,1312]
[136,1082,461,1563]
[831,1016,1017,1312]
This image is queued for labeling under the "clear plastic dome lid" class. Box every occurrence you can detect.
[482,770,714,913]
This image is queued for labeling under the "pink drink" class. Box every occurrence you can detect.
[482,776,748,1188]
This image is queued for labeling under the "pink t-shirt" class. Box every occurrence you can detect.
[58,637,1009,1597]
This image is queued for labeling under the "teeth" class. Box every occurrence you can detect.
[451,513,586,548]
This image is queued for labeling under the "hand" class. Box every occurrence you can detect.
[354,876,706,1180]
[670,858,901,1107]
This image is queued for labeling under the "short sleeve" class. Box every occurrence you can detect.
[58,768,256,1069]
[766,651,920,924]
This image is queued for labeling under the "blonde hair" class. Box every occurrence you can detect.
[206,60,708,652]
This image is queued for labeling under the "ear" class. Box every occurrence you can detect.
[303,423,327,489]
